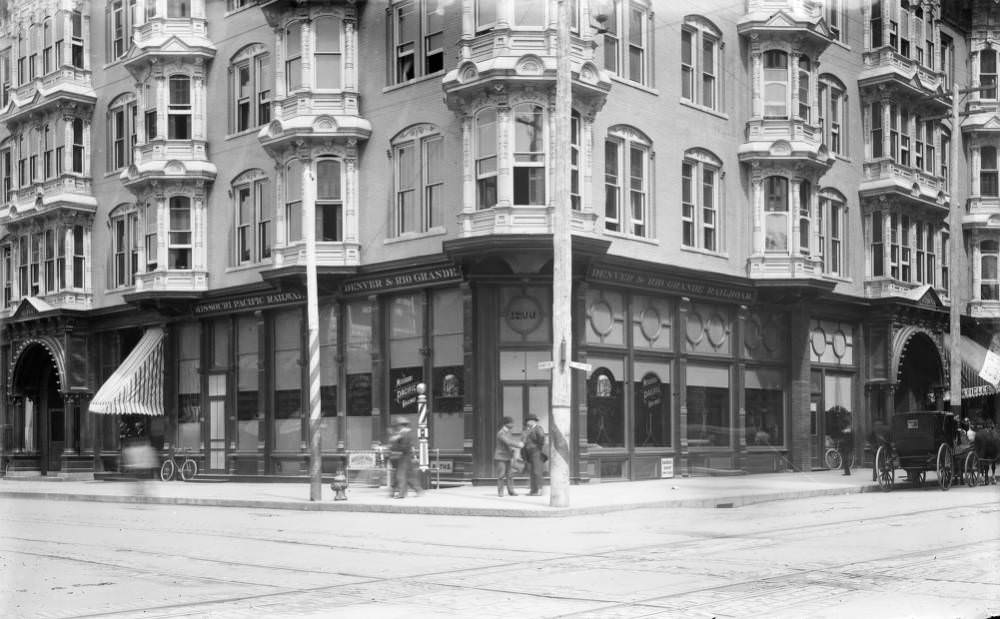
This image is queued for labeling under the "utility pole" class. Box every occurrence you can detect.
[550,0,572,508]
[948,83,963,416]
[304,161,322,501]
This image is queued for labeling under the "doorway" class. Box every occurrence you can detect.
[501,382,550,440]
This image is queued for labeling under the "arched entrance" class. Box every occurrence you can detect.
[893,329,945,413]
[9,340,69,475]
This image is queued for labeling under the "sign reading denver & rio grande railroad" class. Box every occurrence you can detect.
[588,266,754,303]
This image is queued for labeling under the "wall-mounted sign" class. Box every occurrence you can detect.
[341,265,462,295]
[660,457,675,479]
[194,290,304,316]
[588,266,754,303]
[504,295,543,335]
[347,451,377,469]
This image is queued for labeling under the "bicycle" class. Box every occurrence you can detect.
[160,452,198,481]
[824,447,856,470]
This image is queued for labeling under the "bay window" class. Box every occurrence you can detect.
[513,103,545,206]
[168,196,192,269]
[982,146,999,197]
[982,48,997,100]
[798,57,810,121]
[798,180,811,255]
[764,176,788,252]
[285,22,303,91]
[168,75,191,140]
[475,108,497,210]
[316,159,343,242]
[314,16,342,90]
[981,240,999,300]
[285,159,302,242]
[763,50,788,118]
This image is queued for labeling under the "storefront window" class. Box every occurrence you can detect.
[176,322,201,451]
[432,289,464,450]
[389,293,423,424]
[745,367,784,447]
[273,308,302,452]
[587,358,625,448]
[346,300,373,449]
[633,360,670,447]
[686,363,730,447]
[823,373,852,448]
[236,315,259,451]
[319,304,338,451]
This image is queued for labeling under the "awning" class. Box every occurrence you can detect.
[89,327,165,415]
[962,358,998,400]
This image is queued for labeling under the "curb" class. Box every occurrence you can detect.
[0,484,872,517]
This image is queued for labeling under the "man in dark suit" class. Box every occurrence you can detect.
[522,413,547,496]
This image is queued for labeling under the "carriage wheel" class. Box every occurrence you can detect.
[964,452,981,487]
[937,443,953,491]
[825,448,842,470]
[875,445,894,492]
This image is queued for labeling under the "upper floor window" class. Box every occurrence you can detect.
[1,49,10,107]
[389,0,445,85]
[314,16,343,90]
[764,176,790,252]
[108,0,137,62]
[681,17,721,111]
[168,196,192,269]
[681,148,721,252]
[230,45,271,134]
[818,190,846,277]
[232,170,272,265]
[763,50,789,118]
[827,0,846,43]
[513,0,544,27]
[475,108,497,210]
[981,48,997,100]
[513,103,545,205]
[228,0,256,10]
[285,21,303,91]
[109,94,138,170]
[605,126,651,238]
[393,127,444,235]
[940,34,954,89]
[571,111,581,211]
[603,0,650,87]
[316,159,343,242]
[475,0,497,32]
[818,75,846,156]
[982,146,999,197]
[167,0,190,18]
[42,18,53,75]
[168,75,191,139]
[1,244,11,307]
[797,57,811,121]
[981,240,999,301]
[109,205,140,288]
[941,129,950,184]
[145,201,158,271]
[72,118,84,173]
[0,144,12,203]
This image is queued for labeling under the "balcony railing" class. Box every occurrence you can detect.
[860,47,942,92]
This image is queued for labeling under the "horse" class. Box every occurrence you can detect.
[972,426,1000,484]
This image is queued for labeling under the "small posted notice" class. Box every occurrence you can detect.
[660,457,675,479]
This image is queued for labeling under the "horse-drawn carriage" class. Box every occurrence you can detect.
[872,411,976,492]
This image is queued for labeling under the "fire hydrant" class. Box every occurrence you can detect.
[330,470,349,501]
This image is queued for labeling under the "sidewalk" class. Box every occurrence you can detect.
[0,469,879,517]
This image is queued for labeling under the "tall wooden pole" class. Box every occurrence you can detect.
[550,0,572,508]
[949,83,962,415]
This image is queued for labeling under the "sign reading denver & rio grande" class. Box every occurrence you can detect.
[341,265,462,295]
[588,266,755,303]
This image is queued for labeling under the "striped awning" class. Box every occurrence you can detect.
[963,359,998,400]
[89,327,165,415]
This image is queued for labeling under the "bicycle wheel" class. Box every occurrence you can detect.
[159,459,176,482]
[179,458,198,481]
[825,448,842,470]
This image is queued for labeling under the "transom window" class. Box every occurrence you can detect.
[681,148,722,252]
[605,126,651,238]
[232,170,272,265]
[393,128,444,235]
[681,17,722,111]
[390,0,445,85]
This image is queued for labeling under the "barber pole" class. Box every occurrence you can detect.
[417,383,428,472]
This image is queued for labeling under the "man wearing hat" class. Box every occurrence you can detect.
[494,416,523,497]
[522,413,547,496]
[390,416,421,498]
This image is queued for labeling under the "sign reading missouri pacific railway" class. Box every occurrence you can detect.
[341,265,462,295]
[588,266,754,303]
[194,290,305,315]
